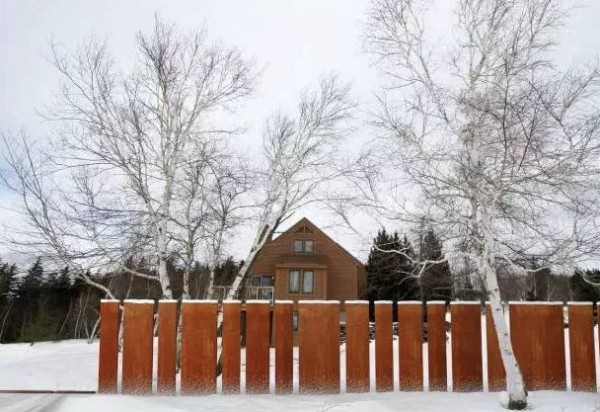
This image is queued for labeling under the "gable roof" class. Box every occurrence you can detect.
[275,217,364,267]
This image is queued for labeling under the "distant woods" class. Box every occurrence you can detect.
[0,256,241,343]
[364,226,590,305]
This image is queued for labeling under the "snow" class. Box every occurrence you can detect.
[0,324,599,411]
[298,300,340,304]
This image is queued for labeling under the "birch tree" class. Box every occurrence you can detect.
[0,16,256,299]
[224,75,353,299]
[361,0,600,408]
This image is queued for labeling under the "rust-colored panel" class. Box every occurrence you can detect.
[568,303,595,391]
[222,301,241,394]
[122,301,154,395]
[427,302,447,391]
[345,301,370,393]
[398,302,423,391]
[274,301,294,394]
[246,301,271,394]
[451,303,482,392]
[98,300,120,394]
[375,302,393,392]
[509,303,565,390]
[181,301,217,395]
[157,300,177,395]
[486,304,506,392]
[299,302,340,394]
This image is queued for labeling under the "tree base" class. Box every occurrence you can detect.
[507,398,527,410]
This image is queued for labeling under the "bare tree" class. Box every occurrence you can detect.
[0,16,256,299]
[224,75,353,300]
[360,0,600,408]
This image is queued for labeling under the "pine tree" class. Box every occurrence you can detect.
[418,228,453,302]
[366,229,419,301]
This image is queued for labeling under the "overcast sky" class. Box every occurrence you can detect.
[1,0,600,262]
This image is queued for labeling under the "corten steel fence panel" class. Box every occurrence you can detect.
[222,301,241,394]
[398,302,423,391]
[181,301,218,395]
[427,301,447,391]
[568,303,596,392]
[375,301,394,392]
[451,302,483,392]
[122,300,154,395]
[299,301,340,394]
[157,300,178,395]
[98,300,120,394]
[274,301,294,394]
[509,303,566,390]
[245,301,271,394]
[486,304,506,392]
[345,301,370,393]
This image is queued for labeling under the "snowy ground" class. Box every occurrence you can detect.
[1,337,599,411]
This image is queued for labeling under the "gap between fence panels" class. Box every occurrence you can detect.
[98,300,600,396]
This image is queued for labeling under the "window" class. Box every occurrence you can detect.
[293,239,314,253]
[302,270,314,293]
[289,270,300,293]
[288,269,315,294]
[250,275,273,287]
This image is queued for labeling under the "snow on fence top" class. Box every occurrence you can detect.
[450,301,481,305]
[182,299,218,304]
[508,301,563,305]
[100,299,120,303]
[397,300,423,305]
[374,300,393,305]
[245,300,271,305]
[274,300,294,304]
[123,299,155,304]
[567,301,593,306]
[298,300,340,305]
[158,299,178,303]
[426,300,447,305]
[344,300,369,305]
[222,300,242,304]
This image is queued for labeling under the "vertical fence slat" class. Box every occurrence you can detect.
[509,303,565,390]
[274,301,293,394]
[375,301,393,392]
[427,301,447,391]
[345,301,370,393]
[568,303,595,392]
[181,301,217,395]
[486,304,505,392]
[157,300,177,395]
[122,300,154,395]
[451,302,482,392]
[222,301,241,394]
[398,302,423,391]
[98,300,120,394]
[246,301,271,394]
[299,301,340,394]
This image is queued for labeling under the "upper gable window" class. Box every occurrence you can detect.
[293,239,314,253]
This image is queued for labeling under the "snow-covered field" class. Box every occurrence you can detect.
[0,337,599,411]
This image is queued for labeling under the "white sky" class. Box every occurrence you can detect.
[1,0,600,263]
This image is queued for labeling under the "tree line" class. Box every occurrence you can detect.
[0,256,240,343]
[364,227,599,304]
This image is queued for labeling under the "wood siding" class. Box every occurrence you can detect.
[248,218,364,302]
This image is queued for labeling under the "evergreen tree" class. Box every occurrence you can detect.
[418,228,453,302]
[570,269,600,302]
[21,257,44,293]
[366,228,419,301]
